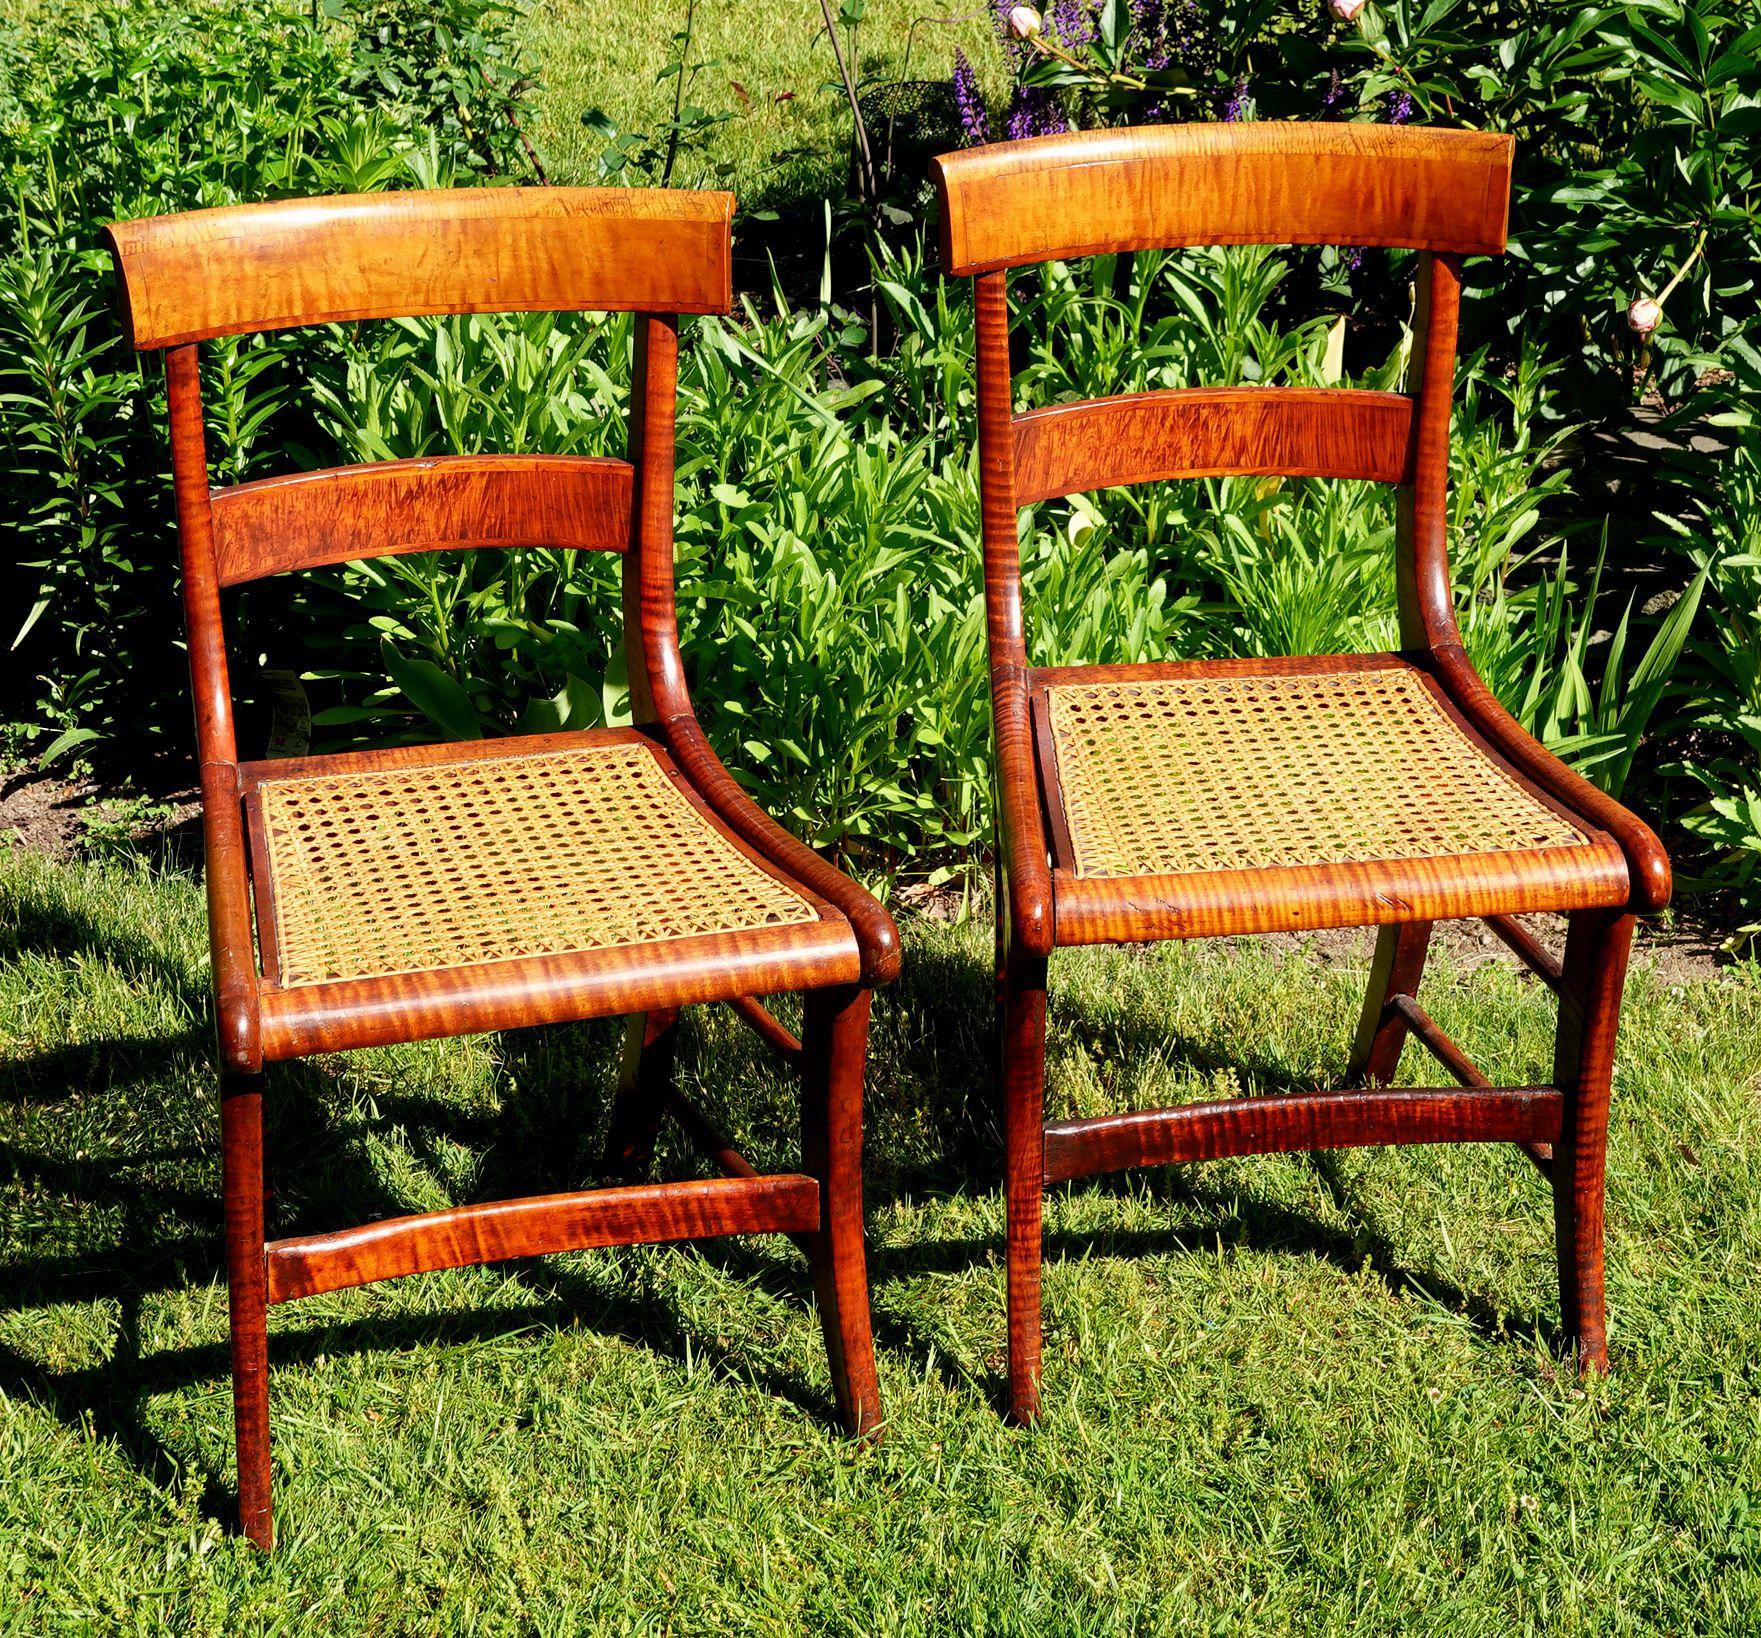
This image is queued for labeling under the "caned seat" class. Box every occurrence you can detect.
[1032,656,1629,943]
[240,731,860,1059]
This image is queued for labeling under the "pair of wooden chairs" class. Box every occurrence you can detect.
[108,124,1667,1549]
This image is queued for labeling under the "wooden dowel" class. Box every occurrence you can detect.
[1389,993,1490,1088]
[1483,913,1564,993]
[727,994,802,1062]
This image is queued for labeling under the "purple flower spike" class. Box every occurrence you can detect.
[1222,77,1249,122]
[1386,88,1414,124]
[1051,0,1094,46]
[953,48,990,146]
[1004,84,1068,141]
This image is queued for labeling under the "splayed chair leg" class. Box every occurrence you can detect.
[1001,953,1048,1425]
[604,1009,680,1181]
[1551,909,1633,1374]
[1348,920,1435,1087]
[801,985,882,1437]
[222,1070,272,1549]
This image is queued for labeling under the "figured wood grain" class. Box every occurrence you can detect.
[800,986,883,1437]
[255,920,859,1060]
[1012,387,1415,504]
[166,346,261,1075]
[106,186,734,348]
[942,122,1654,1411]
[1042,1086,1562,1184]
[1551,910,1635,1372]
[264,1174,820,1303]
[976,269,1055,963]
[1422,643,1670,912]
[221,1072,272,1548]
[210,455,635,585]
[932,124,1514,275]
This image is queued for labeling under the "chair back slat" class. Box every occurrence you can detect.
[209,454,635,586]
[1012,387,1415,505]
[932,124,1512,275]
[105,186,733,348]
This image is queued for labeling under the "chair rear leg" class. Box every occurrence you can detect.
[1551,909,1634,1374]
[1348,920,1434,1086]
[1002,954,1048,1425]
[604,1009,679,1181]
[221,1070,272,1549]
[800,985,881,1438]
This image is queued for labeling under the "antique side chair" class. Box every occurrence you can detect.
[931,125,1669,1423]
[106,187,899,1548]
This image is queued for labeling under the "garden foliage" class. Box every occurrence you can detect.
[1,0,1758,927]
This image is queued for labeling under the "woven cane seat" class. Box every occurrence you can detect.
[239,730,860,1057]
[244,737,822,990]
[1034,658,1630,941]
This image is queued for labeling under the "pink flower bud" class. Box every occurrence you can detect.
[1008,6,1043,39]
[1328,0,1366,19]
[1626,297,1662,337]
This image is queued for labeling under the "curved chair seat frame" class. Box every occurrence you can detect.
[931,124,1668,1423]
[107,187,899,1548]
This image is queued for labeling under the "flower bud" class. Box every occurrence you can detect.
[1626,296,1662,337]
[1008,6,1043,39]
[1328,0,1366,20]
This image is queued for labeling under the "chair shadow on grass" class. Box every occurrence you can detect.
[2,888,1552,1506]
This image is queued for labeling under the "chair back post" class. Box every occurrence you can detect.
[974,269,1026,666]
[1399,251,1466,650]
[163,343,237,770]
[164,339,262,1069]
[622,312,691,725]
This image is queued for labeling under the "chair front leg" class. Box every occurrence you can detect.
[1551,908,1635,1374]
[221,1069,272,1549]
[1001,952,1049,1425]
[801,985,881,1438]
[1348,920,1435,1087]
[604,1009,680,1181]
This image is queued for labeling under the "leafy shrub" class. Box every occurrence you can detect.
[971,0,1761,407]
[291,243,1586,883]
[0,0,535,766]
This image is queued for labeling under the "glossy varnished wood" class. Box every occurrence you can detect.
[1551,910,1634,1371]
[939,123,1662,1415]
[932,124,1514,275]
[210,454,634,585]
[800,987,883,1436]
[1011,387,1414,505]
[1483,913,1564,992]
[106,186,734,347]
[111,188,896,1544]
[1348,921,1434,1086]
[254,922,859,1060]
[264,1174,820,1303]
[1042,1086,1561,1184]
[221,1071,272,1549]
[1027,655,1631,944]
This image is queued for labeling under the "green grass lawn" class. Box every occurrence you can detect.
[518,0,1004,203]
[4,846,1761,1631]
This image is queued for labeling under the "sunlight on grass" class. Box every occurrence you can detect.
[3,848,1760,1628]
[518,0,1004,201]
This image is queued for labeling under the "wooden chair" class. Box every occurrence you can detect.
[105,187,898,1548]
[931,124,1669,1423]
